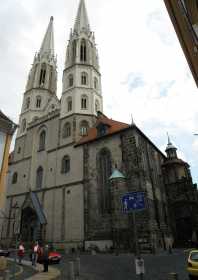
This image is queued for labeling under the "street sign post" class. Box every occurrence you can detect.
[135,257,145,280]
[121,191,146,280]
[121,192,145,213]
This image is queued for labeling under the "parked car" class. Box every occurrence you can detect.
[0,249,10,257]
[187,250,198,279]
[37,250,61,264]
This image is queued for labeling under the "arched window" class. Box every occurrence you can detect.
[97,148,112,213]
[68,74,74,87]
[36,166,43,189]
[12,172,18,184]
[80,120,89,136]
[67,97,72,112]
[36,96,42,108]
[21,119,26,133]
[39,63,46,86]
[39,130,46,151]
[80,39,87,62]
[72,40,77,62]
[61,155,70,174]
[81,72,88,85]
[63,123,71,138]
[94,77,98,89]
[26,97,30,109]
[81,95,88,110]
[95,100,100,113]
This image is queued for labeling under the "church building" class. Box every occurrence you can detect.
[2,0,198,251]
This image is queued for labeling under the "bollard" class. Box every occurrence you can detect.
[168,272,178,280]
[4,270,10,280]
[68,261,75,280]
[75,258,80,277]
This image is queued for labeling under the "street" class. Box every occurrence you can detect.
[56,249,189,280]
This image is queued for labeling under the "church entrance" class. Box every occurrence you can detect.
[21,207,41,242]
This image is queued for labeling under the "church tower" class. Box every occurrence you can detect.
[61,0,103,140]
[17,17,57,138]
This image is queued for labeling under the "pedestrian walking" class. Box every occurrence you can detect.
[32,241,40,266]
[17,242,25,265]
[42,245,49,272]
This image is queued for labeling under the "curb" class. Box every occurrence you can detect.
[22,260,61,280]
[8,258,60,280]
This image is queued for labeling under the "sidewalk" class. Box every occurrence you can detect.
[23,260,61,280]
[8,258,60,280]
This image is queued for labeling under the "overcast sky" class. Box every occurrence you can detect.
[1,0,198,183]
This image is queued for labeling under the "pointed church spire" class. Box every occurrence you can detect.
[40,16,54,56]
[74,0,90,33]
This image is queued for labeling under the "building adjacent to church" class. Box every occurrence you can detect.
[2,0,198,251]
[0,112,16,211]
[164,0,198,87]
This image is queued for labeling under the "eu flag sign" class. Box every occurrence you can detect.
[121,192,146,213]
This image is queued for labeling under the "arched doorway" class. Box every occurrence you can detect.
[21,207,40,242]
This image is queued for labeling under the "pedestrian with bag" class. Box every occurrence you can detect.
[32,241,40,266]
[17,242,25,265]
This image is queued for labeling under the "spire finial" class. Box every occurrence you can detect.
[40,17,55,56]
[74,0,90,33]
[131,114,135,126]
[167,132,171,144]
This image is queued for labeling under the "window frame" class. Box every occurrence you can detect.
[61,155,70,174]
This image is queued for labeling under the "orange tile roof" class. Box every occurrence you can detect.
[76,113,129,145]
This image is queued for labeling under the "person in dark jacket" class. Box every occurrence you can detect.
[42,245,49,272]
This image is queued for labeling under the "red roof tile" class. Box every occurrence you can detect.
[76,113,129,145]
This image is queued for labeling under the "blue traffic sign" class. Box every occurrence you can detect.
[121,192,146,213]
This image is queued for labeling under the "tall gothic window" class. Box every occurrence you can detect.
[80,39,87,62]
[72,40,77,62]
[68,74,74,87]
[95,100,100,113]
[36,166,43,189]
[26,97,30,109]
[61,155,70,174]
[12,172,18,184]
[80,120,89,136]
[67,97,72,112]
[21,119,26,133]
[81,72,88,85]
[97,148,112,213]
[81,95,88,110]
[39,130,46,151]
[63,123,71,138]
[39,63,46,86]
[36,96,42,108]
[94,77,98,89]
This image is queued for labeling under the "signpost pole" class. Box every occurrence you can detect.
[132,211,139,257]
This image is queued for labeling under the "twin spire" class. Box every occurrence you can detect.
[74,0,90,33]
[39,16,54,56]
[39,0,90,55]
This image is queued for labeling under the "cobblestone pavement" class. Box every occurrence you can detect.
[55,249,189,280]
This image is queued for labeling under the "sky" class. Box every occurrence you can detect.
[1,0,198,183]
